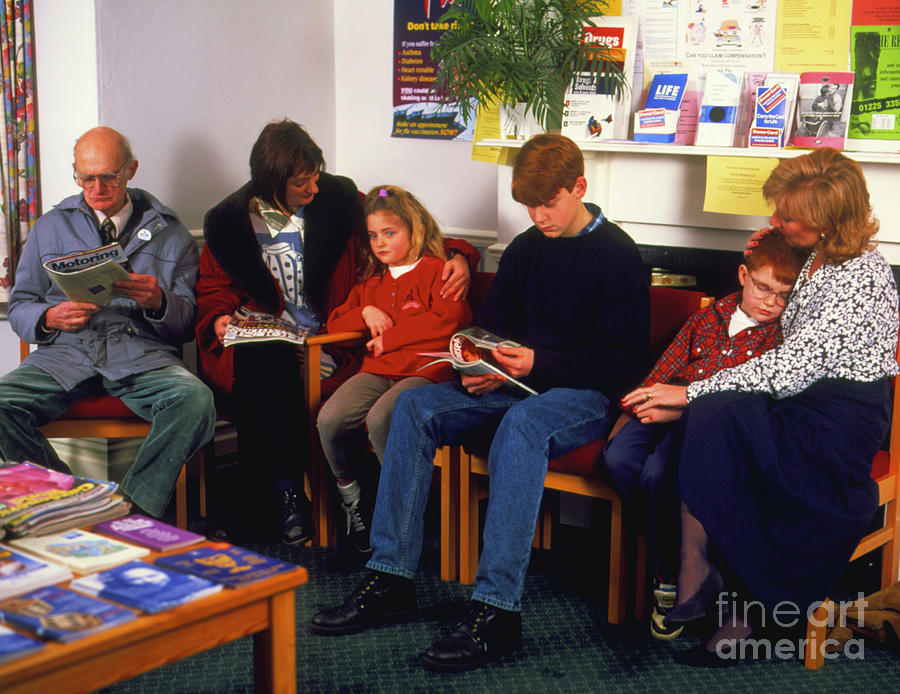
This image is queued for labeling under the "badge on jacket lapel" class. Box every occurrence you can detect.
[137,228,152,241]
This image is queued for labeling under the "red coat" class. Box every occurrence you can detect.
[195,177,479,394]
[327,255,472,381]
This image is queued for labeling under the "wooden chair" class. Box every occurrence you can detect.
[458,286,712,624]
[804,340,900,669]
[19,341,191,529]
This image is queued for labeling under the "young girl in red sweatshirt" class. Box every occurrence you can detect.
[317,185,472,568]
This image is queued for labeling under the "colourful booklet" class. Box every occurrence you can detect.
[0,585,136,642]
[94,515,204,552]
[71,561,222,614]
[154,544,298,588]
[10,529,149,574]
[0,544,73,600]
[0,624,43,664]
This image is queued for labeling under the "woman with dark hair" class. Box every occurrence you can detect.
[630,148,900,665]
[195,120,477,545]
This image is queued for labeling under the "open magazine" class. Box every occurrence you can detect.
[419,327,537,396]
[223,307,314,348]
[42,243,133,305]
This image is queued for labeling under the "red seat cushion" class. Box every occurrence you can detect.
[547,439,607,475]
[871,449,890,483]
[60,395,137,419]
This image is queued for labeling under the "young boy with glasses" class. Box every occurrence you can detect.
[604,229,806,640]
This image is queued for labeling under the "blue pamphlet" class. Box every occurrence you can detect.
[70,561,222,614]
[0,584,136,642]
[634,73,688,143]
[154,544,298,588]
[0,624,43,663]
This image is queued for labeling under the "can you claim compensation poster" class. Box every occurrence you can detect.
[392,0,474,140]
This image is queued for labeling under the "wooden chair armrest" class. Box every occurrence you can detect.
[305,331,366,347]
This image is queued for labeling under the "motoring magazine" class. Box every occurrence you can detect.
[419,327,538,395]
[42,243,133,305]
[222,307,314,348]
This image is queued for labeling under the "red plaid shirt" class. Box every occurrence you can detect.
[640,292,783,388]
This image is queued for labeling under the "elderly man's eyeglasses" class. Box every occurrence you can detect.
[73,161,130,189]
[748,273,792,306]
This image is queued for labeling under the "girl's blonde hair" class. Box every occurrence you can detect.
[361,185,445,279]
[762,147,878,265]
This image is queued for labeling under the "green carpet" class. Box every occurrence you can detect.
[93,514,900,694]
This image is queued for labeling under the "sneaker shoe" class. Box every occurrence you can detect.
[342,497,371,553]
[279,488,315,546]
[650,581,684,640]
[310,570,418,635]
[422,601,522,672]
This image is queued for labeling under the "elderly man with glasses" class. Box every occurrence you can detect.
[0,126,215,519]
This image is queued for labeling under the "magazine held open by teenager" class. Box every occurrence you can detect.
[419,327,537,396]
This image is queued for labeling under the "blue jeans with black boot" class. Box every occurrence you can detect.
[310,381,614,671]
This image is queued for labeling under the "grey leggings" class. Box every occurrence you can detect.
[316,372,432,480]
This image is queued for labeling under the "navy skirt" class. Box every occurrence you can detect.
[677,378,891,611]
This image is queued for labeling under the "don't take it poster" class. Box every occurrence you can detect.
[392,0,474,140]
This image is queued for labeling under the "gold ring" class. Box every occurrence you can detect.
[646,392,652,402]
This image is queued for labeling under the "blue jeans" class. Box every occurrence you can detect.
[0,364,215,517]
[367,382,613,611]
[602,416,680,581]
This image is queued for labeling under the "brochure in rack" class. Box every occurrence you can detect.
[71,561,223,614]
[633,72,688,143]
[0,544,73,600]
[418,327,538,396]
[562,15,639,141]
[0,585,137,642]
[793,72,855,150]
[154,543,299,588]
[42,243,132,305]
[10,529,149,574]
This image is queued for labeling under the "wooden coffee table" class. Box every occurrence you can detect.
[0,555,308,694]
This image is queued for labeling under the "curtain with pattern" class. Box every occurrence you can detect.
[0,0,38,303]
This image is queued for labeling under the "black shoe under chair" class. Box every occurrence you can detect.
[309,571,418,636]
[280,487,316,546]
[664,567,725,628]
[422,601,522,672]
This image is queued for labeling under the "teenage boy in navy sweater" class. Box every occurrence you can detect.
[311,134,649,672]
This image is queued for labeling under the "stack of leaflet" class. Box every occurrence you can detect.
[0,624,43,663]
[10,529,150,574]
[0,585,136,642]
[71,561,222,613]
[0,545,73,600]
[155,544,299,588]
[0,461,129,540]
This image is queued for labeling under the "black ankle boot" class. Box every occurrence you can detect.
[279,487,315,546]
[422,601,522,672]
[310,571,418,636]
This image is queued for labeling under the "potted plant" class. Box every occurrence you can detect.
[430,0,627,137]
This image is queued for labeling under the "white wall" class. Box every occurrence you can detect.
[94,0,337,231]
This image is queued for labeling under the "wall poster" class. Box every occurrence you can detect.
[392,0,474,141]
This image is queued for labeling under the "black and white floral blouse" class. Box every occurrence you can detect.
[687,249,900,401]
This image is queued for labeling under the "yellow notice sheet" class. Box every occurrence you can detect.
[703,156,779,216]
[471,103,502,163]
[774,0,853,72]
[471,102,515,165]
